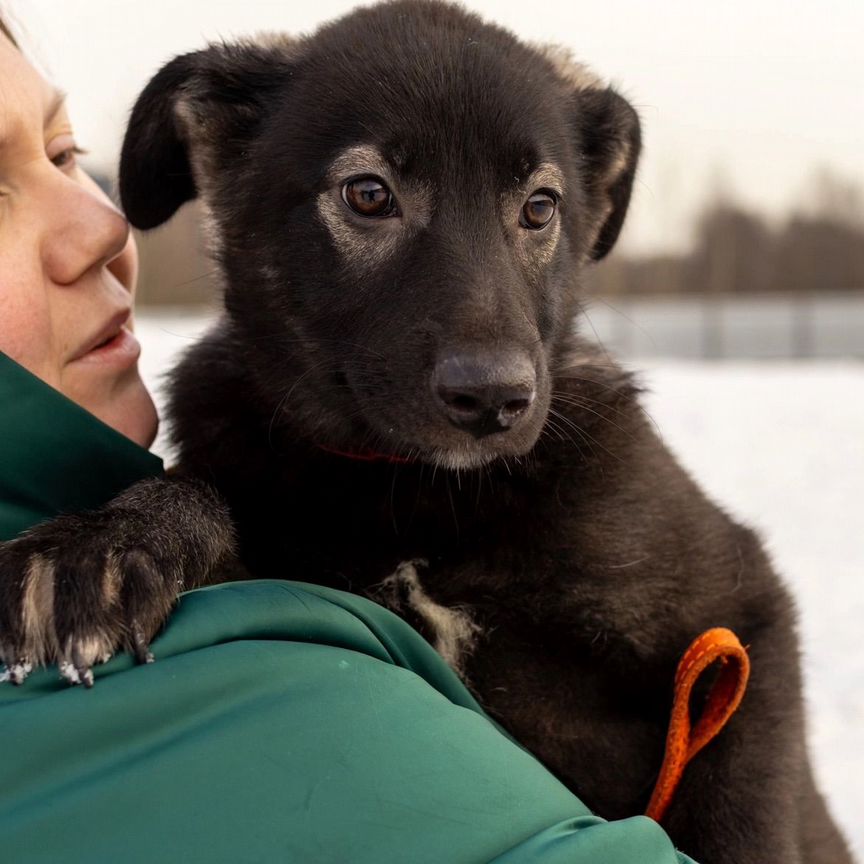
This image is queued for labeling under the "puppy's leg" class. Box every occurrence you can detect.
[0,475,235,686]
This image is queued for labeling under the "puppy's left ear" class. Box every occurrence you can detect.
[541,48,641,260]
[575,86,641,260]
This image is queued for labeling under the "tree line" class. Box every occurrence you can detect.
[589,176,864,296]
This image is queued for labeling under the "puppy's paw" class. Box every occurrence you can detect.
[0,512,183,687]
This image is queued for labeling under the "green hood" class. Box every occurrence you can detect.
[0,351,695,864]
[0,353,163,542]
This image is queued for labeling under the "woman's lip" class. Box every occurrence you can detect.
[72,310,132,361]
[73,326,141,368]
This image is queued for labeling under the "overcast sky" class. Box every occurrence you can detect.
[9,0,864,254]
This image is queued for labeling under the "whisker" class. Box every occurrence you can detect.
[551,389,639,428]
[550,393,638,442]
[551,382,662,438]
[445,474,460,539]
[576,304,615,365]
[547,408,598,464]
[266,358,343,448]
[547,406,621,464]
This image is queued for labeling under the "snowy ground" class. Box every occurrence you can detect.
[137,311,863,858]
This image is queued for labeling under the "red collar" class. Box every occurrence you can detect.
[317,444,415,465]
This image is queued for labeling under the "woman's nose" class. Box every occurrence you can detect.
[41,171,131,287]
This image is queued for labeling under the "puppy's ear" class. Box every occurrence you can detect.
[119,53,200,230]
[119,40,295,230]
[538,46,641,260]
[576,86,641,261]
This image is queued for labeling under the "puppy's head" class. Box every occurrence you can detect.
[121,0,640,469]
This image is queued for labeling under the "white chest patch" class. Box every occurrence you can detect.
[377,560,482,677]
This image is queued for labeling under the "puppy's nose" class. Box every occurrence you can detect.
[433,350,537,438]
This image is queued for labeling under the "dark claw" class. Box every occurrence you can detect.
[132,624,155,665]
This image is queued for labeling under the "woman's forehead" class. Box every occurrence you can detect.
[0,31,66,151]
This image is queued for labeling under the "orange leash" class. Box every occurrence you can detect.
[645,627,751,823]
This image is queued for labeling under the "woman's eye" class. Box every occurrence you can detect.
[520,191,557,230]
[50,146,83,170]
[341,177,397,218]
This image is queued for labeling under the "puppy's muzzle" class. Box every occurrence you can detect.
[432,349,536,439]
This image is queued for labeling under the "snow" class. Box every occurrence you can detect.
[136,311,863,857]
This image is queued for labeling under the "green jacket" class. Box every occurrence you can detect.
[0,351,696,863]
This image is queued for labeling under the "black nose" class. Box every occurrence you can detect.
[433,350,537,438]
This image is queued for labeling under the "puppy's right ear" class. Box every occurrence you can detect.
[119,53,201,230]
[120,40,295,230]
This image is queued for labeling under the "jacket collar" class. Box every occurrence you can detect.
[0,353,163,541]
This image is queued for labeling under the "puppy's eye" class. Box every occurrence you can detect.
[520,191,557,230]
[342,177,397,218]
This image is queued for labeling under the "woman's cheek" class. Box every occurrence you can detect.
[0,291,54,383]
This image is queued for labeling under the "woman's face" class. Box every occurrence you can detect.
[0,30,157,448]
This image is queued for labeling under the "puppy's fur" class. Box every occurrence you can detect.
[2,2,849,861]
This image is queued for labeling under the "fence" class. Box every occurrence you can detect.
[581,293,864,360]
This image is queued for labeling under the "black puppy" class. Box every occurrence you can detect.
[0,2,851,861]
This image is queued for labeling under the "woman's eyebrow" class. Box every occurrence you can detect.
[0,89,68,154]
[0,89,68,156]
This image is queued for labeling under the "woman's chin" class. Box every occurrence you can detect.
[72,373,159,449]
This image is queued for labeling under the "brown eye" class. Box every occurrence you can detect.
[520,191,557,230]
[342,177,397,218]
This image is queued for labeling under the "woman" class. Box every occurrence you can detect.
[0,12,697,863]
[0,16,157,450]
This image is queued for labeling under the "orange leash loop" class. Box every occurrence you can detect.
[645,627,751,823]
